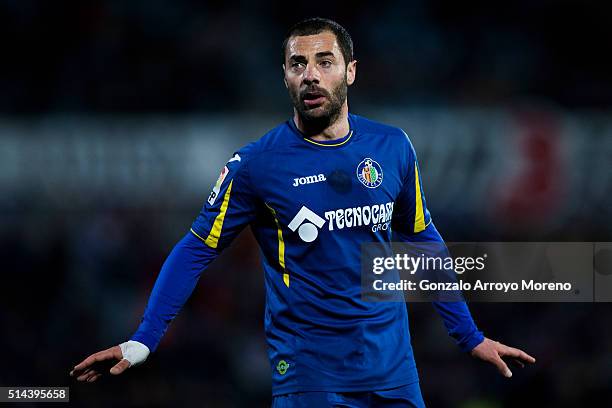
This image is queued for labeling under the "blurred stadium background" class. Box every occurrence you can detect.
[0,1,610,407]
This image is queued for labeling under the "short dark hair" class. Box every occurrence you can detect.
[282,17,354,66]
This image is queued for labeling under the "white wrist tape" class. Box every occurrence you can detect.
[119,340,150,367]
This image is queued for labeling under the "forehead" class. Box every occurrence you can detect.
[286,31,342,60]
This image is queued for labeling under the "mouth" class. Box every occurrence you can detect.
[301,91,327,108]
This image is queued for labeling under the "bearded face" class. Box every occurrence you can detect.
[288,73,348,131]
[283,31,355,134]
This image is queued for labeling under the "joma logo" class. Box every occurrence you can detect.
[293,173,326,187]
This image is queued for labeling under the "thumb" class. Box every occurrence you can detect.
[493,355,513,378]
[110,359,131,375]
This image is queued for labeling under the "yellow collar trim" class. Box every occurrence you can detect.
[303,130,353,147]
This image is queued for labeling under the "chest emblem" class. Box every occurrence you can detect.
[356,157,383,189]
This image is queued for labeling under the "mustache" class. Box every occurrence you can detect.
[299,86,330,99]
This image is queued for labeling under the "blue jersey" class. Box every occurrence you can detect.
[132,113,484,396]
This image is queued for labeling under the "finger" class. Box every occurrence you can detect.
[74,347,121,371]
[518,350,536,363]
[110,359,131,375]
[73,359,91,373]
[87,373,102,383]
[83,371,99,383]
[510,358,525,368]
[500,346,536,364]
[71,365,92,377]
[73,353,103,371]
[85,347,122,366]
[85,368,103,382]
[76,369,98,382]
[492,355,513,378]
[75,367,92,381]
[73,351,110,372]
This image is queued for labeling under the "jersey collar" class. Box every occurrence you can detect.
[288,114,355,148]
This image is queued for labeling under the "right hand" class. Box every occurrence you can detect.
[470,337,535,378]
[70,341,150,382]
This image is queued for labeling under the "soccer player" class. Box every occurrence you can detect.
[71,17,535,407]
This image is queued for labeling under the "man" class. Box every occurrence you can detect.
[71,18,535,407]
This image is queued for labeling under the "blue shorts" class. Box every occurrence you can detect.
[271,382,426,408]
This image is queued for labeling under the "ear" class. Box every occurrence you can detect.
[282,64,288,88]
[346,60,357,86]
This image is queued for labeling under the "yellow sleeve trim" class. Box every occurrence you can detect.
[265,203,288,287]
[202,180,233,249]
[414,162,426,233]
[190,228,207,243]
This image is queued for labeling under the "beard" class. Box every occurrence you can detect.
[289,76,348,135]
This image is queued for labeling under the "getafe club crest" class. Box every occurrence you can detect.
[356,157,383,188]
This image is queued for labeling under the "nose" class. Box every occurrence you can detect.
[303,63,320,85]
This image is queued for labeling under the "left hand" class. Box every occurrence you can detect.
[470,337,535,378]
[70,341,150,382]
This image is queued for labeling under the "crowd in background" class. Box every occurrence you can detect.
[1,0,609,113]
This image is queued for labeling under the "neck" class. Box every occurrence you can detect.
[293,102,350,141]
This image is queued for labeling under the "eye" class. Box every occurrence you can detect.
[320,60,332,68]
[291,62,306,72]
